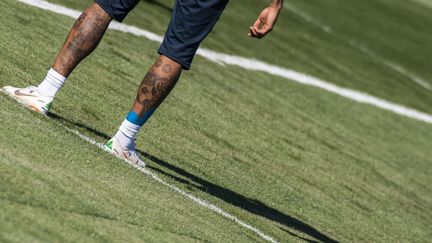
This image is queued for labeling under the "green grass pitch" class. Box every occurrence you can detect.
[1,0,432,242]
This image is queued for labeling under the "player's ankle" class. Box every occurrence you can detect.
[37,68,67,97]
[114,130,135,150]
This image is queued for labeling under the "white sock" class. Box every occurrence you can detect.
[37,68,67,97]
[114,119,141,149]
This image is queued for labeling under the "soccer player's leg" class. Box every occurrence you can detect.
[2,0,139,114]
[106,0,229,166]
[105,55,182,167]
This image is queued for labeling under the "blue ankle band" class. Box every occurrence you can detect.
[126,109,156,126]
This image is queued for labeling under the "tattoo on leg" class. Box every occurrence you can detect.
[66,42,86,59]
[154,60,163,68]
[135,68,179,112]
[53,4,111,76]
[162,64,173,73]
[72,11,87,29]
[139,99,153,111]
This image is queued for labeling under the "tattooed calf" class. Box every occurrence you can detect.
[162,64,172,73]
[135,63,179,112]
[53,3,112,76]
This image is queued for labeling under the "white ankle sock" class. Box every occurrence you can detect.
[114,119,141,149]
[38,68,67,97]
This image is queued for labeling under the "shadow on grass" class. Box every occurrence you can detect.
[48,112,338,243]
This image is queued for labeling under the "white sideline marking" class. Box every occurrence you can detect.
[64,126,277,243]
[412,0,432,9]
[285,3,432,91]
[17,0,432,124]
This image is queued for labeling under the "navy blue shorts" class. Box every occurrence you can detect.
[95,0,229,70]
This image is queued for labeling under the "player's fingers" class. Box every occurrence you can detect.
[249,26,259,37]
[257,24,273,35]
[248,27,255,37]
[252,17,262,28]
[254,27,264,38]
[252,26,264,39]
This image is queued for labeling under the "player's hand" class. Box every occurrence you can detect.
[249,6,281,39]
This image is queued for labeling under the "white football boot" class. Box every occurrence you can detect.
[1,86,53,115]
[104,137,146,167]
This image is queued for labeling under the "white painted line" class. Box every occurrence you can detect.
[285,3,432,91]
[63,126,277,243]
[411,0,432,9]
[17,0,432,124]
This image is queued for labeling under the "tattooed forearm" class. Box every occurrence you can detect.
[52,3,112,77]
